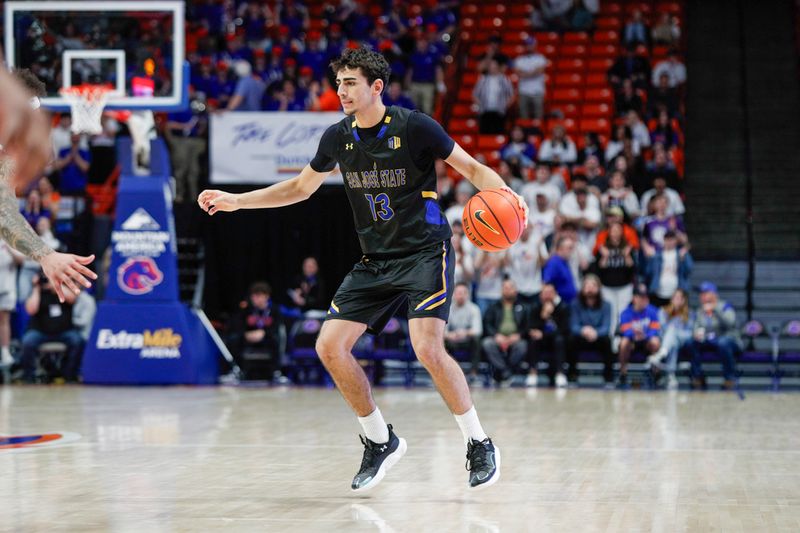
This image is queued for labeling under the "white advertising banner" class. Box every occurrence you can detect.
[210,112,343,185]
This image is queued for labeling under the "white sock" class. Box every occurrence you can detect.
[358,407,389,443]
[454,405,488,445]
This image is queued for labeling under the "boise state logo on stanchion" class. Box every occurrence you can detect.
[117,256,164,295]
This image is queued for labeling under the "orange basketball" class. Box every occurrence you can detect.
[462,188,525,252]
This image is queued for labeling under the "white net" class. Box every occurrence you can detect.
[60,85,113,135]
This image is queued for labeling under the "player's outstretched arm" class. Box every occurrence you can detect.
[0,179,96,303]
[198,164,332,215]
[445,143,529,223]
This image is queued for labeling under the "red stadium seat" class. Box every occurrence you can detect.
[657,2,683,15]
[457,87,473,103]
[501,44,525,57]
[506,18,530,31]
[462,4,478,16]
[480,4,507,16]
[477,135,508,151]
[625,3,653,16]
[585,72,608,87]
[454,134,475,150]
[462,72,479,86]
[509,4,533,16]
[551,88,583,103]
[449,118,478,134]
[589,44,620,58]
[452,103,476,119]
[515,118,543,131]
[560,44,588,57]
[505,31,528,44]
[548,102,579,118]
[533,32,561,44]
[540,43,558,56]
[563,32,589,44]
[480,150,501,167]
[469,44,488,59]
[601,2,622,15]
[555,58,586,72]
[594,30,620,44]
[588,58,614,71]
[652,45,670,60]
[553,73,584,87]
[582,103,612,118]
[585,88,614,103]
[595,17,622,30]
[580,118,611,135]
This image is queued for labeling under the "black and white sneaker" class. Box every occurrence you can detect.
[351,424,407,492]
[466,437,501,490]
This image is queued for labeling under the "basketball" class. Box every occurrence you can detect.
[462,188,525,252]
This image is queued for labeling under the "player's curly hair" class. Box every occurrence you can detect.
[329,47,391,93]
[12,68,46,97]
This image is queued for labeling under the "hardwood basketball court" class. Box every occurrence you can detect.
[1,386,798,531]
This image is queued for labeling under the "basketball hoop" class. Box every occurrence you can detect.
[59,84,115,135]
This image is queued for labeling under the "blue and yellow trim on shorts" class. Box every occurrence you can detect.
[328,301,340,315]
[414,242,449,312]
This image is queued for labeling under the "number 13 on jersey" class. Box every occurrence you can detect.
[365,193,394,221]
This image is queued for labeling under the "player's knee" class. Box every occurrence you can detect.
[413,339,446,367]
[315,334,342,363]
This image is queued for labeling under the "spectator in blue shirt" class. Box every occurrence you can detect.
[266,79,307,111]
[214,62,237,108]
[54,134,90,194]
[342,2,373,41]
[542,236,578,303]
[501,126,537,168]
[617,283,662,387]
[406,37,443,115]
[191,58,221,100]
[382,80,415,110]
[623,9,649,46]
[568,275,613,385]
[297,32,328,79]
[227,60,266,111]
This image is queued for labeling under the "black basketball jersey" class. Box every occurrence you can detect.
[333,106,452,256]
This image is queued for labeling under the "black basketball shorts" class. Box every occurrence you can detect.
[325,241,455,335]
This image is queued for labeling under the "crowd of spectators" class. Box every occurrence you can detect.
[1,1,741,390]
[180,1,458,114]
[427,2,736,390]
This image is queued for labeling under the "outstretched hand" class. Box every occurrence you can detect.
[500,186,529,228]
[197,189,240,216]
[39,252,97,303]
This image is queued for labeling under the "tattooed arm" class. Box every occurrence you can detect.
[0,177,54,260]
[0,174,96,302]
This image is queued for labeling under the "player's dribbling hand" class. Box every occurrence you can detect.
[499,186,529,228]
[197,189,239,215]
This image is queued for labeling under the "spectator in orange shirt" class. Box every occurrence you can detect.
[309,76,341,111]
[593,206,640,256]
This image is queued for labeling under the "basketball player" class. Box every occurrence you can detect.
[198,48,528,491]
[0,68,97,303]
